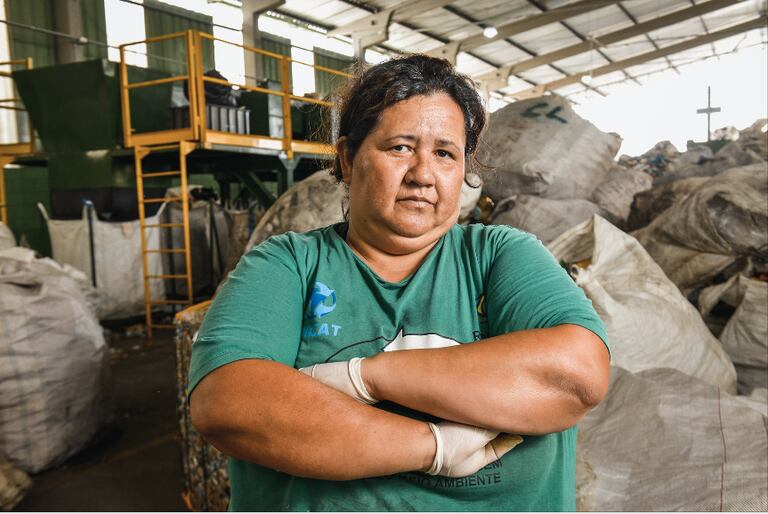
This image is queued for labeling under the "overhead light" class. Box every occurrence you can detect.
[581,74,593,84]
[483,27,498,38]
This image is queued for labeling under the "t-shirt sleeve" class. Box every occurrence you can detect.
[187,235,306,396]
[484,227,610,356]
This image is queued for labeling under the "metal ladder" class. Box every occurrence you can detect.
[134,141,195,340]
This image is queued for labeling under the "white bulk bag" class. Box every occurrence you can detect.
[590,167,652,225]
[161,194,230,297]
[478,94,621,201]
[459,180,482,222]
[0,248,111,473]
[577,366,767,511]
[490,195,607,245]
[0,223,14,251]
[548,215,737,392]
[245,170,346,252]
[38,203,165,320]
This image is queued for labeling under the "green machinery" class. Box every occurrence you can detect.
[7,57,330,254]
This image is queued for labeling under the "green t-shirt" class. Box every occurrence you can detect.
[189,223,609,511]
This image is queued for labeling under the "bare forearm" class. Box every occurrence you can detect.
[190,359,434,480]
[363,324,610,435]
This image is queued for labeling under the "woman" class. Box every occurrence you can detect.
[189,55,611,511]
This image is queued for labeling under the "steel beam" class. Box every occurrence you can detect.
[475,0,742,84]
[328,0,457,37]
[426,0,620,62]
[508,15,767,99]
[328,0,458,60]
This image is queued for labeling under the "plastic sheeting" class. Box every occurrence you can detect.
[0,224,14,251]
[478,94,621,202]
[548,215,737,392]
[490,195,607,245]
[38,204,165,320]
[577,366,767,511]
[0,247,111,473]
[633,163,768,296]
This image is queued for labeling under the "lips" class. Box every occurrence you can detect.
[397,196,435,205]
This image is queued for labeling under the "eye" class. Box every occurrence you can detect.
[436,149,455,159]
[391,144,411,153]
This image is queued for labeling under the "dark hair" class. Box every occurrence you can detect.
[331,54,486,183]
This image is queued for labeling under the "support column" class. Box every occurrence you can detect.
[242,0,285,86]
[53,0,85,64]
[329,9,394,63]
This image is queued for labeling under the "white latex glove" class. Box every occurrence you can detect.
[299,357,377,405]
[426,421,523,477]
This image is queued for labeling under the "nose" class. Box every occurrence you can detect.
[403,150,436,188]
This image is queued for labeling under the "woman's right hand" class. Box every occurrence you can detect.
[427,421,523,477]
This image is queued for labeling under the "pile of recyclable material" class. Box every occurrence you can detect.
[175,302,229,512]
[633,163,767,298]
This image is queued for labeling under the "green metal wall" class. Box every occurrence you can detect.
[5,0,57,67]
[5,0,107,65]
[261,34,290,83]
[314,48,353,97]
[4,165,51,256]
[80,0,108,60]
[143,0,214,76]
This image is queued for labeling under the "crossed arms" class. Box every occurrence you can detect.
[189,323,610,481]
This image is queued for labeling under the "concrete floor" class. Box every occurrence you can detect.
[15,330,188,511]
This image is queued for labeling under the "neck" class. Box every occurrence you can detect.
[345,222,441,283]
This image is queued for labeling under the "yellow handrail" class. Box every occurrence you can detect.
[0,57,35,156]
[119,29,352,154]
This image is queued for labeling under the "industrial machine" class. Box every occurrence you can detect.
[2,29,350,337]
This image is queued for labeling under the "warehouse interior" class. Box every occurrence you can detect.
[0,0,766,511]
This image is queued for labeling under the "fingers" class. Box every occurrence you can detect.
[298,365,315,378]
[490,434,524,459]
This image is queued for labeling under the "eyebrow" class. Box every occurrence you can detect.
[384,135,463,152]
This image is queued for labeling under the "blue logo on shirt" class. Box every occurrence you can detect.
[307,282,337,319]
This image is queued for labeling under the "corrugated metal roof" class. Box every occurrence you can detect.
[272,0,767,99]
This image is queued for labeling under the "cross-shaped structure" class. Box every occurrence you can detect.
[696,86,722,141]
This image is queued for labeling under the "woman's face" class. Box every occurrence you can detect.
[339,93,466,252]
